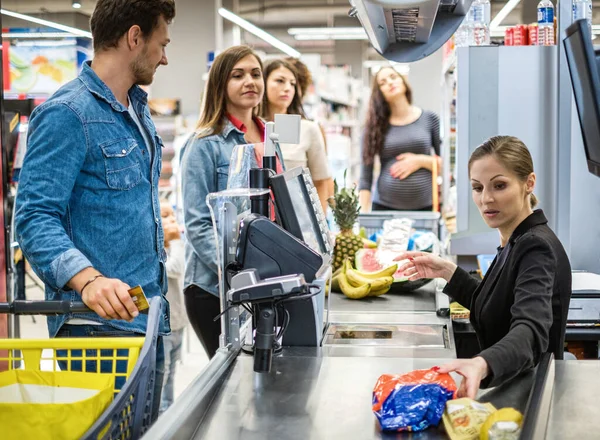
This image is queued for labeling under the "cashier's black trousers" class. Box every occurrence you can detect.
[184,285,221,359]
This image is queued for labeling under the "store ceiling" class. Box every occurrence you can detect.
[1,0,598,56]
[2,0,96,15]
[5,0,599,26]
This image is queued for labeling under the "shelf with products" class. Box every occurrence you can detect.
[302,64,363,188]
[440,39,458,232]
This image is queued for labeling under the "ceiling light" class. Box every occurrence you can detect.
[1,9,92,38]
[218,7,300,58]
[490,0,521,30]
[2,32,78,38]
[293,33,368,41]
[72,0,82,9]
[13,40,77,47]
[288,27,367,36]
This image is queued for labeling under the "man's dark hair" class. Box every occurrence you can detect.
[90,0,176,52]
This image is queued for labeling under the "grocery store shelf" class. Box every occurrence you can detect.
[322,120,359,129]
[320,93,358,108]
[442,52,456,74]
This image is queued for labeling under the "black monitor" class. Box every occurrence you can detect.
[270,167,332,257]
[564,19,600,177]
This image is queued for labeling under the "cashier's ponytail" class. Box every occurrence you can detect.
[469,136,538,209]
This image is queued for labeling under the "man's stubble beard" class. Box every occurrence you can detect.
[131,47,155,86]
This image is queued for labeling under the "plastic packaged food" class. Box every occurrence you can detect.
[372,368,457,432]
[480,408,523,440]
[442,398,497,440]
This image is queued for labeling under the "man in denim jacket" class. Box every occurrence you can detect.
[15,0,175,420]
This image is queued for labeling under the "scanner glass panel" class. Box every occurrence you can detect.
[286,175,322,254]
[271,167,331,257]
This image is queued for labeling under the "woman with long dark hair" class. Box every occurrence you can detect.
[359,67,442,212]
[260,58,332,213]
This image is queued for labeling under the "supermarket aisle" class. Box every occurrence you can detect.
[20,270,209,400]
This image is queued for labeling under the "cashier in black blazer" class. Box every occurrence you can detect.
[396,135,572,399]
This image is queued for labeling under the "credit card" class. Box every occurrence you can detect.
[128,285,150,314]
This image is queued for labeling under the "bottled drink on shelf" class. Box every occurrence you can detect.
[455,21,470,47]
[537,0,555,46]
[469,0,490,46]
[572,0,592,36]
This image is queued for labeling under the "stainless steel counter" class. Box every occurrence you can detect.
[547,361,600,439]
[191,350,454,440]
[326,282,437,314]
[176,347,537,440]
[324,282,455,359]
[148,281,594,440]
[146,346,600,440]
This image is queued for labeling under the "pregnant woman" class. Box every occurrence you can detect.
[359,67,441,212]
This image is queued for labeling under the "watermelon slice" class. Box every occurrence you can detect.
[355,249,409,282]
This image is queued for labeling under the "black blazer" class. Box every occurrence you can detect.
[444,210,571,387]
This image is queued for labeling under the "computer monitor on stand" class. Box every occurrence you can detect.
[564,19,600,177]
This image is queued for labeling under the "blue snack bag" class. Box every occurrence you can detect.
[372,369,457,432]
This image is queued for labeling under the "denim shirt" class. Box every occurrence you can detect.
[181,120,285,296]
[15,61,170,337]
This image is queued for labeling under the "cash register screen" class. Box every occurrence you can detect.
[271,167,328,256]
[564,19,600,177]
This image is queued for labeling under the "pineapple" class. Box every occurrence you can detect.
[329,174,364,271]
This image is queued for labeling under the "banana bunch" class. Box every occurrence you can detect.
[329,259,397,300]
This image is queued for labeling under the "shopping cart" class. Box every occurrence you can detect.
[0,296,162,440]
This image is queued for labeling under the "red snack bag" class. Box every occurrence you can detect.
[372,368,458,432]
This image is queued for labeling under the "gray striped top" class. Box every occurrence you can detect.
[359,110,441,210]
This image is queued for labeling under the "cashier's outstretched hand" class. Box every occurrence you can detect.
[394,251,457,282]
[437,357,490,399]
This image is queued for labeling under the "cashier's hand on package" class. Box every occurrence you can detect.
[394,251,457,282]
[390,153,423,180]
[437,357,490,399]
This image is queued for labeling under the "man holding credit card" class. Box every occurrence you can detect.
[14,0,176,421]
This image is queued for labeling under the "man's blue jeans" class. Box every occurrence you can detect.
[56,324,165,422]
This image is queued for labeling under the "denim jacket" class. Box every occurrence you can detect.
[181,120,284,296]
[15,61,170,337]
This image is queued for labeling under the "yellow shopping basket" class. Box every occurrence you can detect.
[0,297,162,440]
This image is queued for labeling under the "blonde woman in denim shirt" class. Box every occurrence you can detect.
[181,46,285,359]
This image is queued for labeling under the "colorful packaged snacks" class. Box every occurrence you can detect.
[372,368,457,432]
[442,398,497,440]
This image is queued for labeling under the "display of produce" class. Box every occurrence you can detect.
[344,259,394,297]
[356,248,436,292]
[372,368,457,432]
[328,257,397,299]
[329,176,363,271]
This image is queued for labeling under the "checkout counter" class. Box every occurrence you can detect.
[144,169,598,439]
[143,16,600,439]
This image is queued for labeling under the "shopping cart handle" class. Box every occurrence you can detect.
[0,300,91,315]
